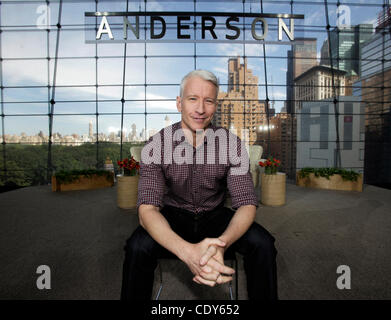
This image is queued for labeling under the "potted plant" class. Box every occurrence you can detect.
[51,169,114,192]
[296,167,363,192]
[116,155,140,209]
[259,156,286,206]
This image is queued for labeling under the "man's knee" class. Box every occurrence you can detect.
[244,223,277,256]
[124,226,156,256]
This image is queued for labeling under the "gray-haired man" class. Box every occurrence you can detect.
[120,70,277,300]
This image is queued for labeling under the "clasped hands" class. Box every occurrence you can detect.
[182,238,235,287]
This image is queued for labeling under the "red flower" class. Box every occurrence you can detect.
[118,155,140,176]
[258,156,282,169]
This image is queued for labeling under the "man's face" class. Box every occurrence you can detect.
[176,76,217,133]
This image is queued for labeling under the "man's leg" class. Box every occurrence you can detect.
[197,206,278,300]
[120,226,175,300]
[232,222,278,300]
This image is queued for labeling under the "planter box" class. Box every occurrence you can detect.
[52,173,114,192]
[296,172,363,192]
[117,175,139,209]
[261,172,286,206]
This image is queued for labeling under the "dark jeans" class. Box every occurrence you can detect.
[120,205,278,300]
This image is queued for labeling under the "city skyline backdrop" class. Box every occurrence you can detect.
[0,0,382,136]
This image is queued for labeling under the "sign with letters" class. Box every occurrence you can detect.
[85,11,304,44]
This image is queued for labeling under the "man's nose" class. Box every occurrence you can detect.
[195,100,205,114]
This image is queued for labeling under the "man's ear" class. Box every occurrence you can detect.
[176,96,182,112]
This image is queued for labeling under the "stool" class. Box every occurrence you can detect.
[155,248,239,300]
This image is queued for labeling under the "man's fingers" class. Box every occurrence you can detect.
[200,246,217,266]
[193,276,202,285]
[201,265,212,273]
[199,270,220,282]
[216,274,233,285]
[204,238,226,248]
[194,273,233,286]
[207,258,235,275]
[194,275,217,287]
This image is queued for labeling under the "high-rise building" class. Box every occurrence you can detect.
[294,65,347,111]
[359,11,391,188]
[89,120,93,138]
[292,38,318,79]
[213,57,266,145]
[256,112,296,178]
[320,39,330,66]
[129,123,137,141]
[375,6,391,33]
[286,38,317,114]
[286,50,294,114]
[326,24,373,77]
[164,115,171,128]
[140,128,146,141]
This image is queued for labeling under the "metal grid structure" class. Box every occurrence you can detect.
[0,0,390,190]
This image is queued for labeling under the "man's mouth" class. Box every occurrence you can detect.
[193,117,206,123]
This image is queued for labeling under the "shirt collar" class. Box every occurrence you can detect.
[172,121,214,149]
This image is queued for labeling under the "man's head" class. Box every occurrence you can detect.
[176,70,219,133]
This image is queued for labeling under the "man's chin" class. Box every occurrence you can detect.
[192,120,212,130]
[181,119,212,133]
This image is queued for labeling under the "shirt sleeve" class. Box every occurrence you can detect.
[136,135,166,211]
[226,134,259,210]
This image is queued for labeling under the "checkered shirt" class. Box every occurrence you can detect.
[136,121,258,214]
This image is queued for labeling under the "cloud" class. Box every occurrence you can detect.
[271,90,286,100]
[305,10,324,26]
[147,0,164,11]
[213,67,227,75]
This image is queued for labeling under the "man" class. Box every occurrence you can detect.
[121,70,277,300]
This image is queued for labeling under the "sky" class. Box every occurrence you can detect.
[0,0,384,136]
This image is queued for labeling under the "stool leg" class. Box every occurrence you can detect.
[235,258,238,300]
[228,259,235,300]
[155,262,163,300]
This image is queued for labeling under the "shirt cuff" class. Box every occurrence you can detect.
[231,198,259,210]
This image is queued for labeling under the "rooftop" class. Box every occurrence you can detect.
[1,182,390,299]
[294,65,347,82]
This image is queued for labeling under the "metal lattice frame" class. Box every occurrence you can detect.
[0,0,390,187]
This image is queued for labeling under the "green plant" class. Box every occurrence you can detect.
[298,167,360,182]
[54,169,113,184]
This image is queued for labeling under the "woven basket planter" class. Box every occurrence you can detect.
[117,175,139,209]
[261,172,286,206]
[296,173,363,192]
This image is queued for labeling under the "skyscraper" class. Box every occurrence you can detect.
[286,38,317,114]
[326,24,373,77]
[320,39,330,66]
[89,120,93,138]
[294,65,347,111]
[359,11,391,188]
[213,57,266,145]
[129,123,137,141]
[286,50,294,114]
[292,38,318,80]
[164,115,171,128]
